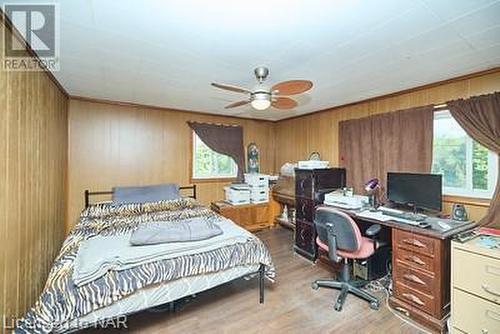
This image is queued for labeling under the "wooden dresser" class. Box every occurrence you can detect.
[211,200,279,232]
[391,228,451,332]
[294,168,346,261]
[450,235,500,334]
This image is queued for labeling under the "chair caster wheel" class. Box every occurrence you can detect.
[311,282,319,290]
[369,301,380,310]
[334,301,343,311]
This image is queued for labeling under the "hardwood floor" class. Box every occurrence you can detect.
[88,227,423,334]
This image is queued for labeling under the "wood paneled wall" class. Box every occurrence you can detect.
[274,69,500,221]
[0,22,68,323]
[67,99,275,229]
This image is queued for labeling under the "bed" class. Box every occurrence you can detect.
[16,184,275,333]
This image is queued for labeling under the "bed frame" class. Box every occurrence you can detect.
[84,185,197,208]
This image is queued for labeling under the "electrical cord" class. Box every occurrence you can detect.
[363,263,435,334]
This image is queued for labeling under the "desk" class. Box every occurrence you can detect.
[326,205,476,333]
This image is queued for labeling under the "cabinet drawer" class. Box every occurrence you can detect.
[453,248,500,304]
[393,262,436,296]
[394,281,435,316]
[296,198,314,221]
[313,169,346,190]
[295,219,316,256]
[295,173,313,199]
[252,205,269,224]
[395,247,436,274]
[453,288,500,334]
[395,229,437,257]
[237,207,252,226]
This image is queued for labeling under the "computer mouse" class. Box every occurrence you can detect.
[418,222,431,229]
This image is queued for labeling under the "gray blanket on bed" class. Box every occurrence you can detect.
[129,217,223,245]
[73,218,246,286]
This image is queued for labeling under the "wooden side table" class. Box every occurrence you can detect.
[211,199,279,232]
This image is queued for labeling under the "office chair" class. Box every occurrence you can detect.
[311,206,381,311]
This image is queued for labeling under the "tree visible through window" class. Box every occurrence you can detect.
[192,132,237,179]
[432,111,497,198]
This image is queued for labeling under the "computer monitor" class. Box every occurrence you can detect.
[387,172,442,212]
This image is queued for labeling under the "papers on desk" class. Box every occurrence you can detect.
[324,200,363,210]
[357,210,422,226]
[324,193,369,210]
[357,210,393,222]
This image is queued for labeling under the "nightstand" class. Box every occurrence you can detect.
[211,200,279,232]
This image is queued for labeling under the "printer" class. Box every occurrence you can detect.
[297,160,329,169]
[324,192,369,210]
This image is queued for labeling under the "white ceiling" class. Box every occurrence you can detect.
[5,0,500,120]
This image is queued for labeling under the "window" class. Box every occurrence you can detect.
[432,110,498,198]
[192,132,238,180]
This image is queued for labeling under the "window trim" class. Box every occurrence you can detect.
[433,110,498,199]
[190,131,238,183]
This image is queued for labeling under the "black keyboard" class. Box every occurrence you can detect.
[381,210,426,222]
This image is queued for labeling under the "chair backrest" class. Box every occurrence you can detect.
[314,206,362,252]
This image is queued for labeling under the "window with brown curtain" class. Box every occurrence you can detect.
[187,121,246,181]
[447,92,500,227]
[339,105,434,196]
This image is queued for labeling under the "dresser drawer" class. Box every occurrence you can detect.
[394,281,435,315]
[296,198,314,221]
[453,248,500,304]
[394,229,437,257]
[396,247,436,274]
[252,204,269,224]
[394,262,436,296]
[453,288,500,334]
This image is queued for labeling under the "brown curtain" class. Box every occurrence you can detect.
[188,121,245,181]
[339,105,434,196]
[447,92,500,227]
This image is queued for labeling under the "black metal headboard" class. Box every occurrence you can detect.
[84,185,197,208]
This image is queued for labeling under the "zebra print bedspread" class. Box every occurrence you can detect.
[15,198,275,333]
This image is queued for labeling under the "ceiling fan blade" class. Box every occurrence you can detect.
[225,100,250,109]
[271,80,313,95]
[211,83,252,94]
[272,97,298,110]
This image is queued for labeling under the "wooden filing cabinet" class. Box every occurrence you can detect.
[451,236,500,334]
[390,228,451,333]
[211,200,278,232]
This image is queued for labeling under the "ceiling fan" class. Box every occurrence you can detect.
[211,67,313,111]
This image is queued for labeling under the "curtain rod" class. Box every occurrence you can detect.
[433,103,448,110]
[188,120,241,127]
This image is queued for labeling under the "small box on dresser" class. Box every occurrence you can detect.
[451,235,500,334]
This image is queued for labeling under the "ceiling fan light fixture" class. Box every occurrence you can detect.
[251,92,271,110]
[211,68,312,111]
